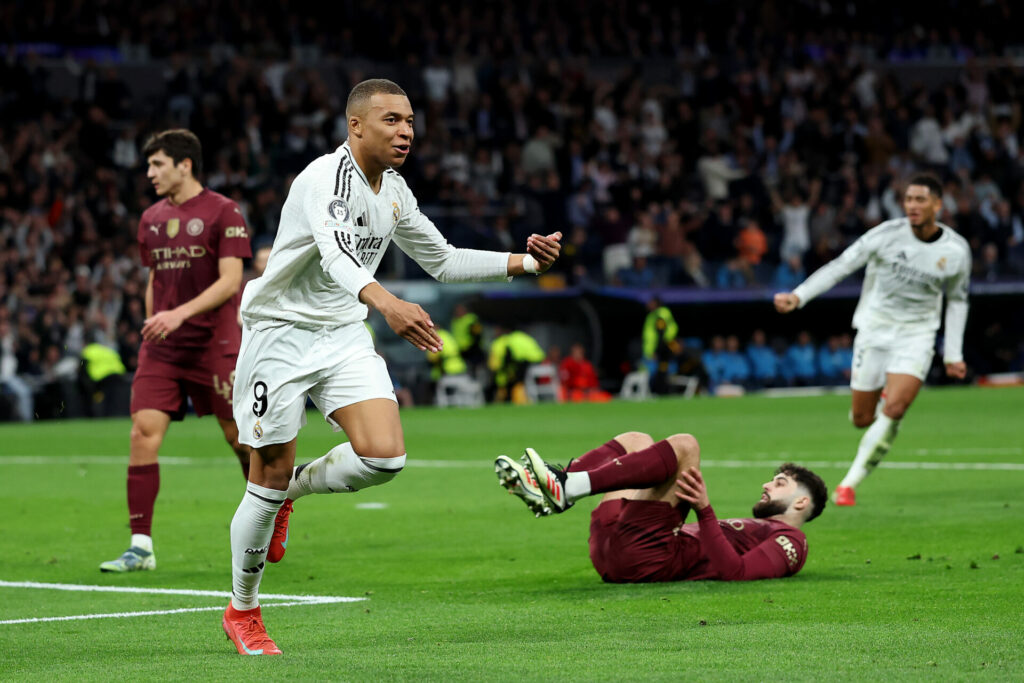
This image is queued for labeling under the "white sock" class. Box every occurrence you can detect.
[564,471,591,502]
[840,414,901,489]
[230,482,286,611]
[131,534,153,553]
[286,443,405,500]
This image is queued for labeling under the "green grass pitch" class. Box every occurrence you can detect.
[1,386,1022,680]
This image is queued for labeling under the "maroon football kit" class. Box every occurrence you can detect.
[588,500,808,583]
[131,189,252,420]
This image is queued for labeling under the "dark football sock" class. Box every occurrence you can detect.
[127,463,160,537]
[567,438,627,472]
[586,440,677,494]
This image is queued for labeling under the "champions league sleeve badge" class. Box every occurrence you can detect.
[328,198,351,222]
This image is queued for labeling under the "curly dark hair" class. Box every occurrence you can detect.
[777,462,827,522]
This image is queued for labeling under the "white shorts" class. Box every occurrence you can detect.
[849,329,935,392]
[233,320,396,447]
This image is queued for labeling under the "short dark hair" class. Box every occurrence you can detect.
[346,78,408,118]
[907,173,943,198]
[142,129,203,177]
[777,462,827,522]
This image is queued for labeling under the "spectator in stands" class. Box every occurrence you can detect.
[773,255,806,292]
[451,303,485,378]
[425,328,468,387]
[818,334,853,386]
[0,318,34,421]
[488,325,547,404]
[720,335,752,387]
[641,297,681,394]
[746,329,782,389]
[559,343,611,403]
[783,331,818,386]
[701,335,727,392]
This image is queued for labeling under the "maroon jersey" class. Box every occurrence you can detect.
[137,189,251,362]
[589,500,807,583]
[675,506,807,580]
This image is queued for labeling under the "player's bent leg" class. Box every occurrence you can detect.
[643,433,701,505]
[879,373,922,421]
[217,416,252,480]
[838,374,919,501]
[285,400,406,500]
[850,390,883,429]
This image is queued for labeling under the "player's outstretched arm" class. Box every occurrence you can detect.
[773,292,800,314]
[359,281,442,353]
[507,232,562,276]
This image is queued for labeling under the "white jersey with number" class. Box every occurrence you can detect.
[241,141,510,327]
[792,218,971,363]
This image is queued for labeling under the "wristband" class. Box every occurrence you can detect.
[522,254,540,274]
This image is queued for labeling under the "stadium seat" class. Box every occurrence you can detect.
[619,370,650,400]
[524,364,560,403]
[435,374,485,408]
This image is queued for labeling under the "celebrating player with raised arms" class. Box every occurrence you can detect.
[774,174,971,506]
[101,130,252,573]
[222,78,561,655]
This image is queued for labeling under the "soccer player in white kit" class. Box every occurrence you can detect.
[222,79,562,655]
[774,174,970,507]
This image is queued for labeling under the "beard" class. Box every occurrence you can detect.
[752,498,788,518]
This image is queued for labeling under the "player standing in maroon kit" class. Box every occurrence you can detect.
[100,130,253,572]
[497,432,827,582]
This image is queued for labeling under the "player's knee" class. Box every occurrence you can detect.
[350,436,405,461]
[329,453,406,491]
[614,431,654,452]
[666,433,700,468]
[882,400,910,420]
[851,411,875,428]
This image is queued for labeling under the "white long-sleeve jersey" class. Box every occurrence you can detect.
[792,218,971,363]
[241,142,511,326]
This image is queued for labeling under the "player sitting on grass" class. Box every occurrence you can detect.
[496,432,827,581]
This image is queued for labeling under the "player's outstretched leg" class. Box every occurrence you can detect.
[495,455,551,517]
[222,604,282,656]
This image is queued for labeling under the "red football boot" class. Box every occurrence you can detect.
[223,604,282,656]
[267,499,293,563]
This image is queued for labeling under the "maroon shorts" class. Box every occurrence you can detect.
[130,343,237,421]
[588,498,699,583]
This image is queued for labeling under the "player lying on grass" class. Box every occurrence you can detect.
[496,432,827,581]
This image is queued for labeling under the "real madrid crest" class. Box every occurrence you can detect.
[392,202,400,226]
[936,257,947,271]
[253,421,263,440]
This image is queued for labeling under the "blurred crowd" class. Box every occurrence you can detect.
[4,0,1024,418]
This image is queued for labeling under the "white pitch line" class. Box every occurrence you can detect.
[0,580,364,602]
[0,580,365,626]
[0,603,320,626]
[1,455,1022,471]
